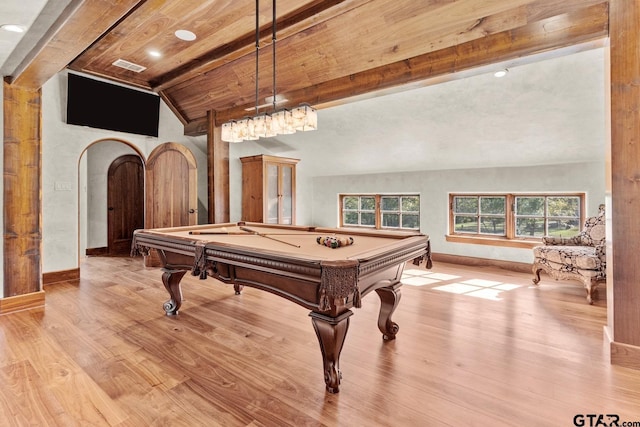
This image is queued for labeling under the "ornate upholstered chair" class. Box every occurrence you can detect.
[532,204,606,304]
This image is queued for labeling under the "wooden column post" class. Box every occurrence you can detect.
[2,80,43,308]
[207,110,230,223]
[608,0,640,369]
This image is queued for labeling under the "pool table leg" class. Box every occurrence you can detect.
[375,282,402,340]
[309,310,353,393]
[161,268,187,315]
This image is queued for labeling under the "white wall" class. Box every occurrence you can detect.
[309,162,605,264]
[0,82,4,297]
[227,146,605,265]
[42,70,207,273]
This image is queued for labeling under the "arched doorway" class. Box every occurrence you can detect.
[79,139,144,258]
[107,154,144,255]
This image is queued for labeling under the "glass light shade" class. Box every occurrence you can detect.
[220,104,317,142]
[244,117,259,140]
[292,104,317,131]
[254,113,277,138]
[270,110,283,134]
[264,114,278,137]
[272,109,295,135]
[232,121,244,143]
[221,121,243,143]
[235,118,249,141]
[221,122,233,142]
[253,114,267,137]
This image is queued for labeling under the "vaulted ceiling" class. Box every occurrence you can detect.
[2,0,608,137]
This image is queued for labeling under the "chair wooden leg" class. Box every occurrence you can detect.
[582,277,598,305]
[532,263,542,286]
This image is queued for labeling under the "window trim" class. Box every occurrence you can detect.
[339,193,420,230]
[447,192,585,248]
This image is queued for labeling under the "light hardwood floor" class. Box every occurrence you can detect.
[1,255,639,426]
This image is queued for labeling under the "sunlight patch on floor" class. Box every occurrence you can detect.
[461,278,501,287]
[494,283,520,291]
[462,287,504,301]
[432,283,480,294]
[402,268,521,301]
[401,276,442,286]
[401,269,461,287]
[403,269,459,281]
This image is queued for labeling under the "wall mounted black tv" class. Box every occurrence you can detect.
[66,73,160,137]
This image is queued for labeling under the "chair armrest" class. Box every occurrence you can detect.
[542,235,583,246]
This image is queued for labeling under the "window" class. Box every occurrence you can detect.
[453,196,506,236]
[341,194,420,230]
[514,195,581,238]
[448,193,584,247]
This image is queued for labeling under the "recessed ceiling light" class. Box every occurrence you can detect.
[175,30,196,41]
[494,69,509,78]
[1,24,25,33]
[148,50,162,58]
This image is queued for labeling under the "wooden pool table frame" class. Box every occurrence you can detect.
[132,222,431,393]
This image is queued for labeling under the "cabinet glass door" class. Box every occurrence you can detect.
[281,165,293,224]
[266,164,279,223]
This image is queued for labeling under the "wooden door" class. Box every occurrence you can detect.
[145,143,197,266]
[107,154,144,255]
[146,143,198,229]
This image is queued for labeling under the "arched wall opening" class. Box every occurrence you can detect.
[78,138,145,262]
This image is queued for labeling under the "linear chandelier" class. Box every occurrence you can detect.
[220,0,317,143]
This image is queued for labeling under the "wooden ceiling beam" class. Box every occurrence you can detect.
[9,0,145,89]
[152,0,363,93]
[210,1,608,128]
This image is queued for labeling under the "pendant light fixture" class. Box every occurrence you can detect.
[221,0,317,142]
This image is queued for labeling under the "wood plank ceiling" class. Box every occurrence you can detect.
[11,0,609,136]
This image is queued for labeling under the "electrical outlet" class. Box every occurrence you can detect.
[54,182,73,191]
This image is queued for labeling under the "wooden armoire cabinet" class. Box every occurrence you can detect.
[240,155,300,224]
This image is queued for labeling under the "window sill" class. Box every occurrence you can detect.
[445,234,540,249]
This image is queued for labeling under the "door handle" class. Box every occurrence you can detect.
[189,209,196,213]
[108,207,114,211]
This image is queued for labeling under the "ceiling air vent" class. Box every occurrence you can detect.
[112,59,146,73]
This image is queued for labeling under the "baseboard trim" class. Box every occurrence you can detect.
[86,247,108,256]
[431,252,532,274]
[0,291,46,315]
[610,341,640,370]
[43,268,80,285]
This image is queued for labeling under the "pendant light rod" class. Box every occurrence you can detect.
[272,0,277,111]
[220,0,317,143]
[254,0,260,115]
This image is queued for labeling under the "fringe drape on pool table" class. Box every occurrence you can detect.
[319,263,361,311]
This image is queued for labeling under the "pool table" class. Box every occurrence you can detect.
[131,222,431,393]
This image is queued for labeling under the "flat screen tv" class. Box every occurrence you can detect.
[66,73,160,137]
